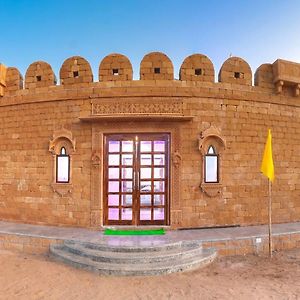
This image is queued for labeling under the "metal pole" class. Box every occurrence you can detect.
[268,180,273,258]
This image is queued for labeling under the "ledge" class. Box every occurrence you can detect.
[79,115,194,122]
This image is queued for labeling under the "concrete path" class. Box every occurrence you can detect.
[1,220,300,246]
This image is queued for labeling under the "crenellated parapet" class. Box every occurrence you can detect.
[2,52,300,98]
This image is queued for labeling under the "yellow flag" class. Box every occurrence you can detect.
[260,129,274,182]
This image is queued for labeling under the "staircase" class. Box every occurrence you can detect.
[50,239,217,276]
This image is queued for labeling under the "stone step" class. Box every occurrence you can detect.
[49,244,217,276]
[62,241,205,264]
[66,239,202,253]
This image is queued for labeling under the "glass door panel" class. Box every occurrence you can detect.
[104,133,169,225]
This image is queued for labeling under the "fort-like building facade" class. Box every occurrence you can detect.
[0,52,299,229]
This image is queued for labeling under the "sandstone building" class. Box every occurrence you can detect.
[0,52,299,229]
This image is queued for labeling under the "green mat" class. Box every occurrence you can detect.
[104,228,165,236]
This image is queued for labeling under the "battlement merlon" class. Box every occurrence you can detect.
[0,64,7,96]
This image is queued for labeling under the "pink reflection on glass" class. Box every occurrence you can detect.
[121,208,132,220]
[108,194,119,206]
[109,154,119,166]
[154,168,164,179]
[140,194,151,206]
[108,181,119,193]
[122,168,132,179]
[108,208,119,220]
[154,194,164,205]
[154,141,165,152]
[121,181,132,192]
[154,154,164,165]
[140,208,151,220]
[122,141,133,152]
[140,154,152,166]
[140,181,151,192]
[140,141,152,152]
[122,194,132,206]
[121,154,133,166]
[140,168,152,179]
[154,181,164,192]
[154,208,164,220]
[109,168,119,179]
[108,141,120,152]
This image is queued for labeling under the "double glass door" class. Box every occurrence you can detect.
[104,133,169,225]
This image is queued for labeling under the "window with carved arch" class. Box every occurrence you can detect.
[49,129,76,196]
[204,145,218,183]
[199,126,226,197]
[56,146,70,183]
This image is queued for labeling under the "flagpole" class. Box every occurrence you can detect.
[268,180,273,258]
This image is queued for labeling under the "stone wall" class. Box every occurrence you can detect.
[0,53,300,229]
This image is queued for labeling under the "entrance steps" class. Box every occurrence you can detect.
[50,240,217,276]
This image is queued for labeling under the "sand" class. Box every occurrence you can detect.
[0,249,299,300]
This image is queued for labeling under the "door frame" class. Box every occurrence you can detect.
[103,132,170,226]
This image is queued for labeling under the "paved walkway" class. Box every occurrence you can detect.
[1,220,300,247]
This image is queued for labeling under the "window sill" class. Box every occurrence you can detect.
[200,182,222,197]
[51,182,73,197]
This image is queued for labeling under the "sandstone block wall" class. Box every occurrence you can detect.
[0,52,299,229]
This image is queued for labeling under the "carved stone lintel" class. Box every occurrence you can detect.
[172,151,182,168]
[51,183,73,197]
[200,183,222,197]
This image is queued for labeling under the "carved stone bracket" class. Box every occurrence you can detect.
[200,183,222,197]
[172,151,182,168]
[91,151,101,168]
[51,183,73,197]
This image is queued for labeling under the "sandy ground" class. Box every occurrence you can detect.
[0,249,299,300]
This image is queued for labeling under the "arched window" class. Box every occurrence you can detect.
[204,145,218,183]
[56,147,70,183]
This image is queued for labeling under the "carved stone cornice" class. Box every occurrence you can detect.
[92,99,184,116]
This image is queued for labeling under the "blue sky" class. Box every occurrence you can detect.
[1,0,300,80]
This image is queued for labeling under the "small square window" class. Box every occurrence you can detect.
[36,75,42,82]
[112,69,119,75]
[73,71,79,78]
[154,67,160,74]
[234,72,244,79]
[195,68,202,76]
